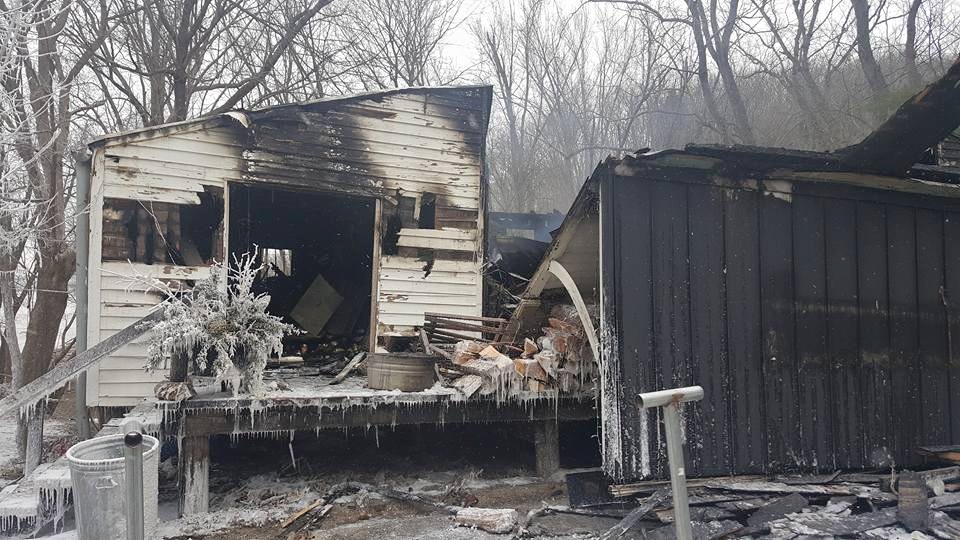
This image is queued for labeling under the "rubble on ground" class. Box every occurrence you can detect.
[585,466,960,539]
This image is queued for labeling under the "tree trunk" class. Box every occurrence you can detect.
[714,51,755,144]
[851,0,888,96]
[18,249,73,473]
[904,0,924,87]
[688,7,731,144]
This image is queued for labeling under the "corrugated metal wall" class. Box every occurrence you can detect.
[600,164,960,481]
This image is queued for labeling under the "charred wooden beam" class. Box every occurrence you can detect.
[838,55,960,176]
[179,397,596,436]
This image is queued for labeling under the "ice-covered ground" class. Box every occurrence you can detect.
[32,420,605,539]
[0,408,75,484]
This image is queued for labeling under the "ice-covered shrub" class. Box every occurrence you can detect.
[144,252,297,395]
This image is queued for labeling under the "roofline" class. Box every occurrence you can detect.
[87,111,249,148]
[246,84,493,114]
[87,85,494,148]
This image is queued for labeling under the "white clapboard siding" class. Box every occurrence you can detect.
[376,255,481,331]
[85,88,489,403]
[396,228,477,252]
[92,263,214,406]
[103,185,201,205]
[100,124,242,205]
[88,124,235,407]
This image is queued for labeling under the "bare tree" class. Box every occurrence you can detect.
[0,0,111,473]
[904,0,924,86]
[343,0,465,90]
[82,0,334,127]
[850,0,888,96]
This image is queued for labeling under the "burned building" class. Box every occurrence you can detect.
[514,58,960,482]
[82,86,492,407]
[516,144,960,482]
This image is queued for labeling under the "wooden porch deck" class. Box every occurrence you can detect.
[159,375,597,516]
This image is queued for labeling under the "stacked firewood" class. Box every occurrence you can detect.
[438,304,596,399]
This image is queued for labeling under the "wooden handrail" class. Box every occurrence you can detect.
[0,309,163,416]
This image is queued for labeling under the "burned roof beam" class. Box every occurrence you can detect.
[838,55,960,177]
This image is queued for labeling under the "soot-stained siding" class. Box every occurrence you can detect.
[600,158,960,481]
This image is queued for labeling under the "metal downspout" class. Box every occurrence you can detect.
[74,152,91,440]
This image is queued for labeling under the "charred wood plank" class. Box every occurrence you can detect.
[643,519,743,540]
[785,507,898,536]
[747,493,809,528]
[597,488,669,540]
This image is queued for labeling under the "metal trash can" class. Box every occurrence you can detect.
[66,433,160,539]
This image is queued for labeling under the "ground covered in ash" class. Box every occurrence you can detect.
[154,421,608,539]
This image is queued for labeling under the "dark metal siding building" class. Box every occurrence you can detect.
[595,147,960,481]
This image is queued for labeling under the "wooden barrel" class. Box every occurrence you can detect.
[366,353,438,391]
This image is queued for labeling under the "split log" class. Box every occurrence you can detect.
[514,358,547,381]
[154,381,196,402]
[452,375,483,398]
[522,338,538,358]
[534,350,559,379]
[452,340,484,364]
[455,507,519,534]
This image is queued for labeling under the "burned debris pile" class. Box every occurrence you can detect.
[271,466,960,538]
[560,466,960,539]
[419,305,596,399]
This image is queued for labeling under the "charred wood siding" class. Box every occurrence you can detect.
[600,164,960,481]
[243,88,489,210]
[240,87,493,339]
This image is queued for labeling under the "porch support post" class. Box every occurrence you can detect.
[178,434,210,516]
[534,420,560,478]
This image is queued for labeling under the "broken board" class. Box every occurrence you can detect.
[290,272,343,335]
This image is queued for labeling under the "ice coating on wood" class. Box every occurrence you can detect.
[144,252,297,396]
[0,309,162,418]
[153,375,568,444]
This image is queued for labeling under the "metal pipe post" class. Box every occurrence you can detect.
[124,432,145,540]
[662,403,692,540]
[73,153,91,440]
[638,385,703,540]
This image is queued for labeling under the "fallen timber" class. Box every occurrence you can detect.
[0,309,163,417]
[596,468,960,539]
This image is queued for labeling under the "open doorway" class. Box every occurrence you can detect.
[229,185,375,368]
